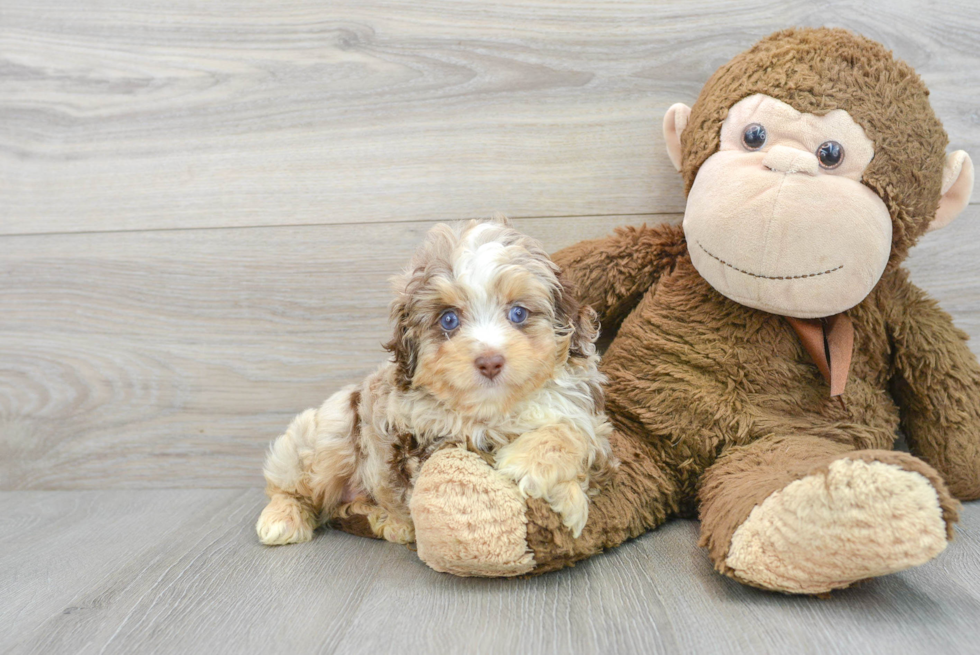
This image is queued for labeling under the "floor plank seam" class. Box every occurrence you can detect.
[0,212,685,239]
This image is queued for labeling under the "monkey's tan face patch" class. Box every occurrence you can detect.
[683,94,892,318]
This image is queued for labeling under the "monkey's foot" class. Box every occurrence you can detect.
[411,448,535,577]
[724,456,952,594]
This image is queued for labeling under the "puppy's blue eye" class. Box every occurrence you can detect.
[439,310,459,331]
[508,306,528,324]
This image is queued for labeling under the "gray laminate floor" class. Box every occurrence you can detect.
[3,490,979,655]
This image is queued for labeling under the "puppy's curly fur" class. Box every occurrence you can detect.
[256,216,614,545]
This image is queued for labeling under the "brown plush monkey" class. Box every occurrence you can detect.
[406,28,980,594]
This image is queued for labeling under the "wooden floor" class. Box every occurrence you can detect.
[3,1,980,653]
[2,490,978,655]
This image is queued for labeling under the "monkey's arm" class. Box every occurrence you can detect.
[887,271,980,500]
[552,222,686,331]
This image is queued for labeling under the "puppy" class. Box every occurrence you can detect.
[256,216,614,546]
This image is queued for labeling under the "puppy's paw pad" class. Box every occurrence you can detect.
[497,465,548,502]
[497,463,590,537]
[494,458,538,496]
[257,519,312,546]
[256,498,314,546]
[380,520,415,545]
[362,507,416,544]
[548,482,590,538]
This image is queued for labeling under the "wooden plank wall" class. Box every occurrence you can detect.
[2,0,979,489]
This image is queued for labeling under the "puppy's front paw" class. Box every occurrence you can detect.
[337,500,416,544]
[545,481,590,537]
[256,495,315,546]
[495,452,590,538]
[366,508,415,544]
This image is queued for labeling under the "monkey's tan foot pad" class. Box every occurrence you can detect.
[411,448,535,577]
[724,458,949,594]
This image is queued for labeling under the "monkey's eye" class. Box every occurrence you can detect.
[816,141,844,169]
[507,306,528,325]
[439,310,460,331]
[741,123,767,150]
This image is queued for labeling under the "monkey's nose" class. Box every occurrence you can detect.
[475,353,505,380]
[762,145,819,176]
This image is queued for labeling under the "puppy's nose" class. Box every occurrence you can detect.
[475,353,505,380]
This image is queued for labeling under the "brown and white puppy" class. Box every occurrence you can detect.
[256,216,614,546]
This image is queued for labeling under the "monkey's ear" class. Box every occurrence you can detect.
[929,151,974,232]
[663,103,691,173]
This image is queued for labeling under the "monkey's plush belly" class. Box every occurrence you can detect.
[600,253,902,501]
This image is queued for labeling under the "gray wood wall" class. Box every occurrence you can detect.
[3,0,979,490]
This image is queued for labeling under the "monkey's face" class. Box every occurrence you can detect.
[682,94,892,318]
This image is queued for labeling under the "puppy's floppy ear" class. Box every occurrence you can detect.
[384,271,422,390]
[554,273,599,358]
[489,211,511,226]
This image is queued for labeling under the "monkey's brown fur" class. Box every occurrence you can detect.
[530,232,974,576]
[404,28,980,592]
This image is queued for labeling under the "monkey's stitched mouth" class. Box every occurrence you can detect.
[696,241,843,280]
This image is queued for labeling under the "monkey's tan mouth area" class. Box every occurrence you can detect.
[696,241,843,281]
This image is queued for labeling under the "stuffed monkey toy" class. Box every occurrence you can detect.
[398,27,980,594]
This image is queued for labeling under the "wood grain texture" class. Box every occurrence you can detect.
[1,0,978,235]
[0,489,397,654]
[2,489,979,655]
[0,214,666,489]
[2,209,978,490]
